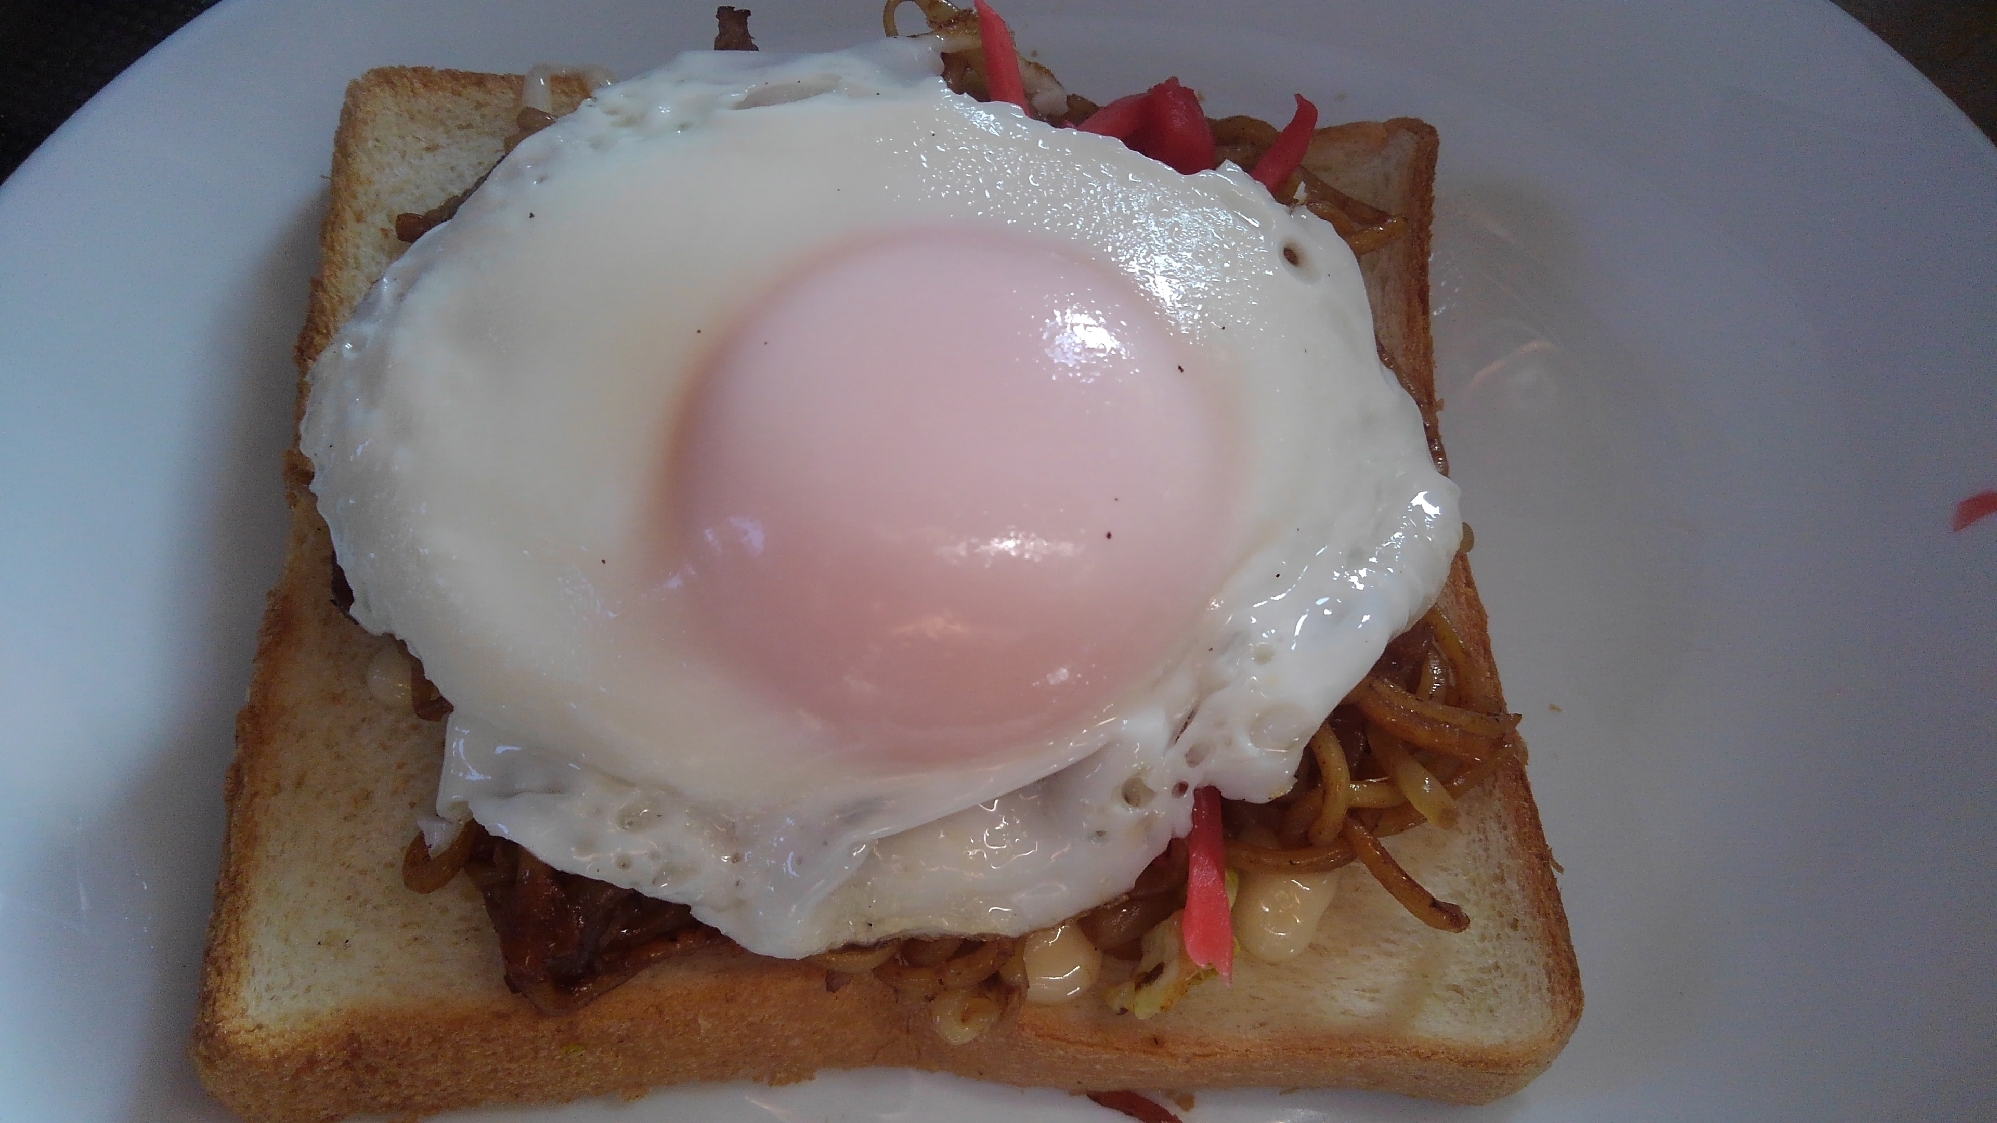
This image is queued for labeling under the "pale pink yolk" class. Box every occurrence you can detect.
[670,228,1236,762]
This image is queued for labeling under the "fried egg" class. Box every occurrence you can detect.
[301,40,1459,959]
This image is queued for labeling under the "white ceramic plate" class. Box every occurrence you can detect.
[2,1,1992,1119]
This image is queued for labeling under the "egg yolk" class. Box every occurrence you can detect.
[669,227,1237,762]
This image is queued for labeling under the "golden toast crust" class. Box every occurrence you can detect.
[191,68,1580,1123]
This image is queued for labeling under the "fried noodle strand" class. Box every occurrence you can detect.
[1342,817,1470,933]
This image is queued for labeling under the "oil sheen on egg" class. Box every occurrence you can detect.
[300,39,1459,958]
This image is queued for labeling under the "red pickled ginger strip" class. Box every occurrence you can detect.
[1086,1090,1185,1123]
[1078,91,1149,140]
[1141,78,1215,175]
[1250,94,1319,191]
[1183,785,1232,981]
[1953,490,1997,532]
[1078,79,1216,176]
[973,0,1030,112]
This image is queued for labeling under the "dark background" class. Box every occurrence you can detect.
[0,0,1992,183]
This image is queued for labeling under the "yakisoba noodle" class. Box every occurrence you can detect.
[397,1,1518,1040]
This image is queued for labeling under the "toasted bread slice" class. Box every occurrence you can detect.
[190,66,1580,1123]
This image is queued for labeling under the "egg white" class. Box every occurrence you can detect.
[301,40,1459,958]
